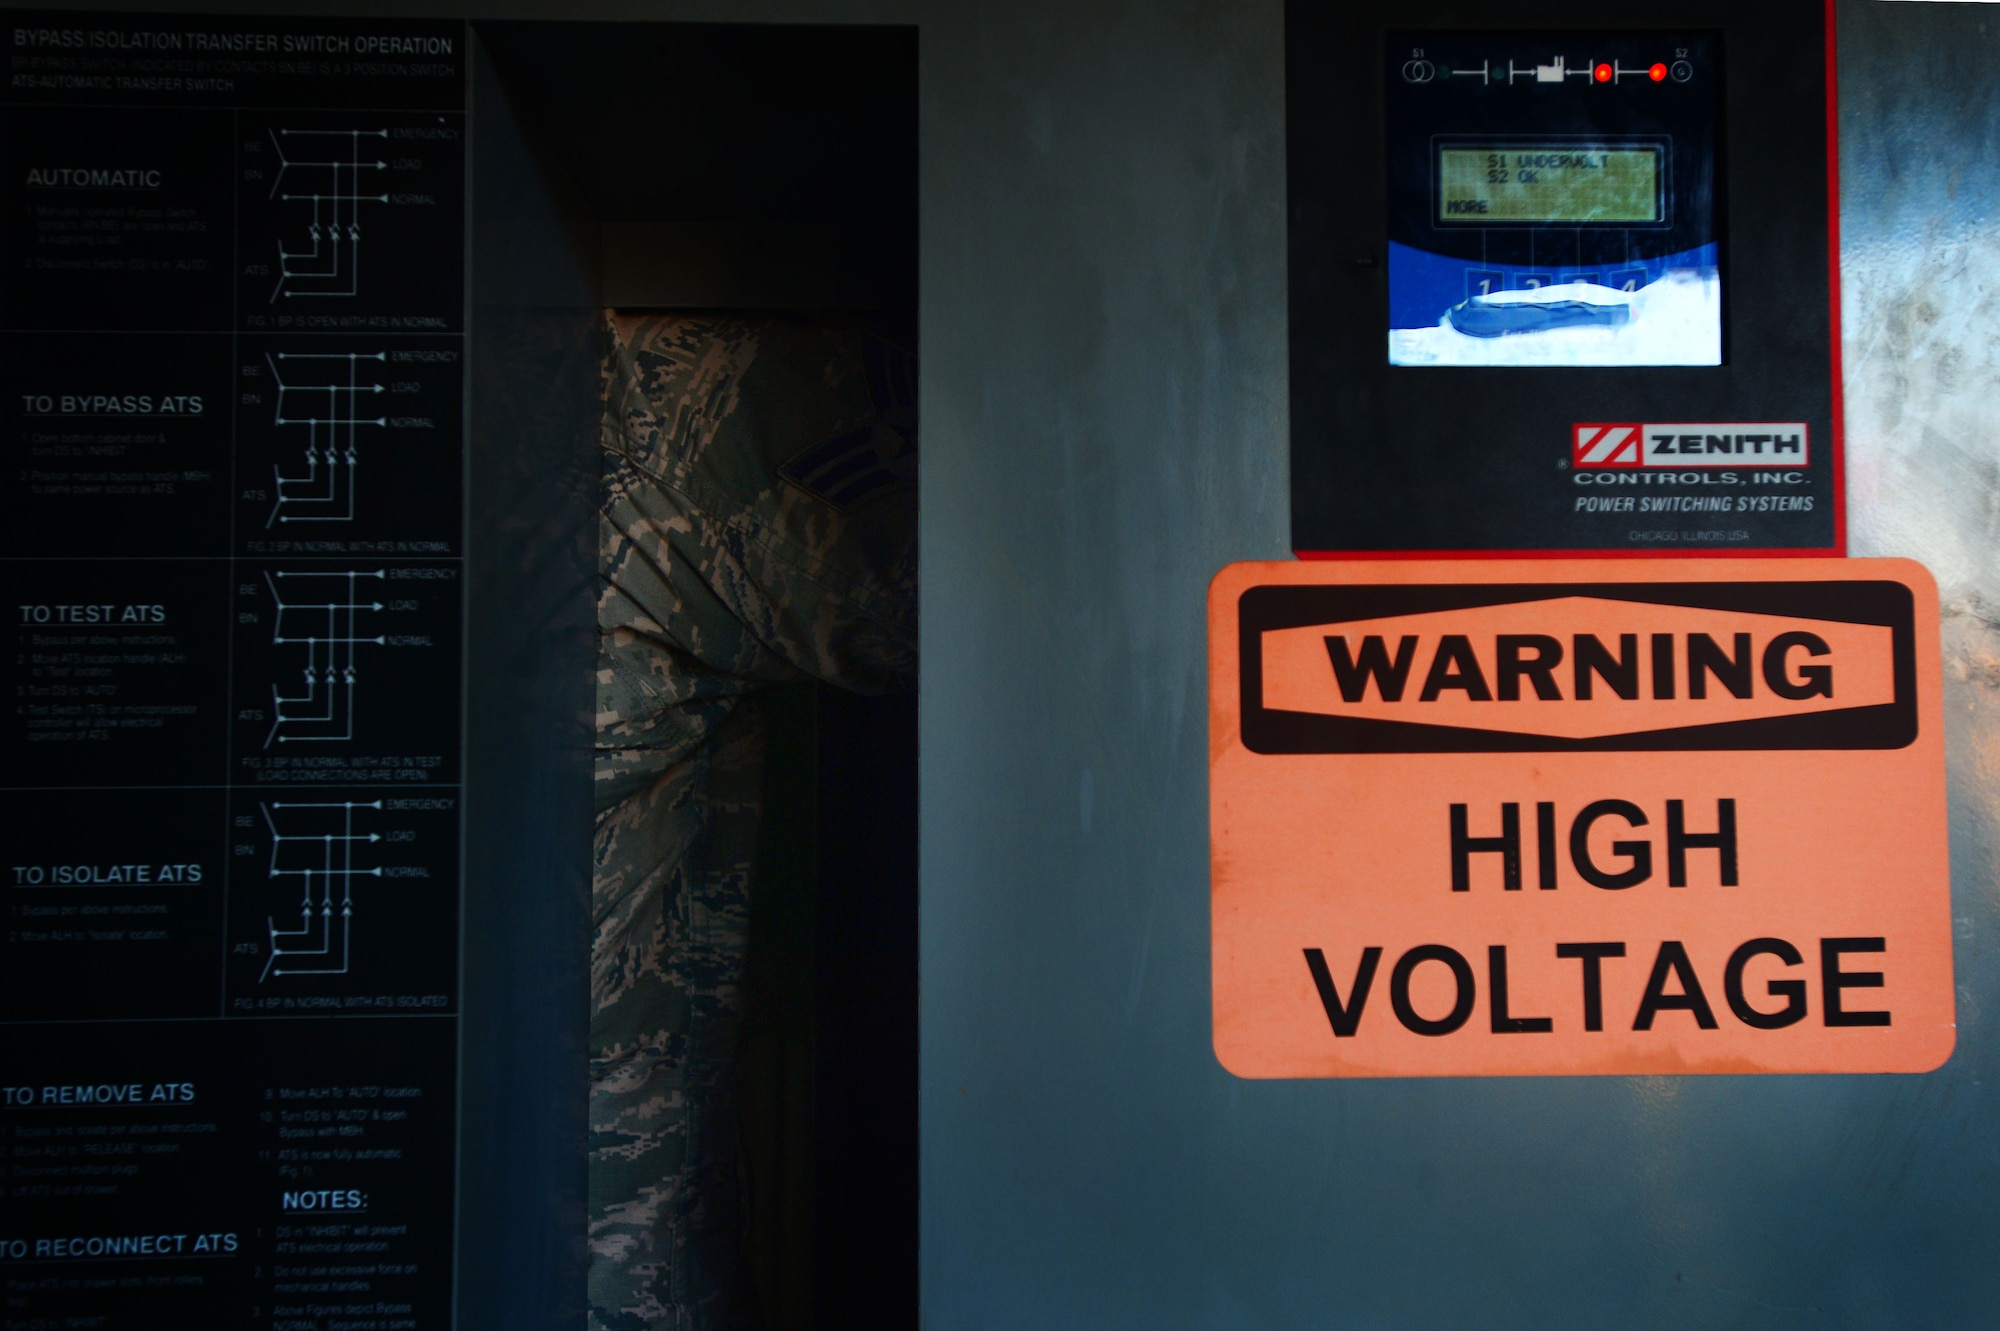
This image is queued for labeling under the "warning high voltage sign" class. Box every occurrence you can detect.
[1208,558,1952,1077]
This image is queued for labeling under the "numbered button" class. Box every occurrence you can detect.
[1607,266,1649,294]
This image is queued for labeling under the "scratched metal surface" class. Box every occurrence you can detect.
[919,1,2000,1325]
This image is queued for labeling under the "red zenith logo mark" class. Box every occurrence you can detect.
[1574,423,1643,468]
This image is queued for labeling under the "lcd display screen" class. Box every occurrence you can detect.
[1437,144,1662,224]
[1385,33,1721,367]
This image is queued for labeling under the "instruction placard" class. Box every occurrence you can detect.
[0,11,465,1325]
[1210,559,1952,1077]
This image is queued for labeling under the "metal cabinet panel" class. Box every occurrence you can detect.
[919,2,2000,1324]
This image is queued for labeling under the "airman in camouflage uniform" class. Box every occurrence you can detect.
[591,312,916,1329]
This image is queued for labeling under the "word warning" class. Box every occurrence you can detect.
[1209,559,1951,1077]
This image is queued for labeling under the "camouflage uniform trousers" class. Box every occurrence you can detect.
[590,312,916,1330]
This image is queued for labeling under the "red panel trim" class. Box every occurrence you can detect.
[1296,546,1844,561]
[1825,0,1848,556]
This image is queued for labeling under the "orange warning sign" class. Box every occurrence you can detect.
[1209,559,1952,1077]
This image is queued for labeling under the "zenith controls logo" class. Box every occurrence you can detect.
[1237,582,1915,754]
[1574,423,1809,469]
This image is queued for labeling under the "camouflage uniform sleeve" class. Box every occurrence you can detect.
[590,312,916,1329]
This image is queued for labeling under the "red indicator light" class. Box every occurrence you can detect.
[1649,62,1668,81]
[1594,63,1613,83]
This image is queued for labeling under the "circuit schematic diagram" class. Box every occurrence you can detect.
[257,798,392,981]
[266,127,390,303]
[265,350,387,528]
[226,782,458,999]
[263,568,385,748]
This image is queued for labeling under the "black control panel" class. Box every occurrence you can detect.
[1289,1,1838,555]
